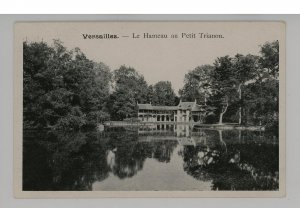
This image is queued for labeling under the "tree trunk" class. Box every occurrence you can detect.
[238,84,242,125]
[219,98,229,124]
[218,130,227,152]
[219,113,224,124]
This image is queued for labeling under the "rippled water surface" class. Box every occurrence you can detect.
[23,124,279,191]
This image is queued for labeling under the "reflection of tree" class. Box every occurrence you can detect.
[23,130,110,191]
[107,129,177,178]
[148,141,178,163]
[23,131,53,190]
[23,127,279,191]
[23,127,180,191]
[105,130,146,179]
[181,139,279,190]
[182,145,219,182]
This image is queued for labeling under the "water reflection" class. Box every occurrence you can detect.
[23,124,279,191]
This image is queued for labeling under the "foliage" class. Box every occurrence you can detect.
[23,128,279,191]
[178,40,279,130]
[24,40,279,132]
[151,81,177,106]
[259,40,279,79]
[109,65,148,120]
[179,65,214,103]
[23,40,112,130]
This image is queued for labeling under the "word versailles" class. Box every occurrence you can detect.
[82,34,119,39]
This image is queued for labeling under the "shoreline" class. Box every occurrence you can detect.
[103,121,265,131]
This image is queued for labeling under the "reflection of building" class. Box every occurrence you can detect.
[137,100,205,123]
[138,124,208,147]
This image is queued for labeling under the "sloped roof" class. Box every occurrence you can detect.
[138,101,204,112]
[177,101,195,110]
[137,103,153,110]
[152,106,178,111]
[192,104,205,112]
[138,103,177,111]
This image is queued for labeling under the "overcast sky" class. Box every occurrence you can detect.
[18,22,284,94]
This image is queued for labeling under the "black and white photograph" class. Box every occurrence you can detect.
[14,22,285,197]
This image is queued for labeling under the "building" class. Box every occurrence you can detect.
[137,100,205,123]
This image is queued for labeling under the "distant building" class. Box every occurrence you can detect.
[137,100,205,123]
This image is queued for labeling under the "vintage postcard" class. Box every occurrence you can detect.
[14,21,285,197]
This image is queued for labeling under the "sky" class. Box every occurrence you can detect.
[17,22,284,94]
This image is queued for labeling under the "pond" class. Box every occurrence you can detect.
[23,124,279,191]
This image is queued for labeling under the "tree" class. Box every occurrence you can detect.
[23,40,112,130]
[232,54,259,124]
[259,40,279,79]
[110,65,148,120]
[23,40,72,128]
[179,71,201,102]
[257,41,279,131]
[146,85,154,103]
[211,56,238,124]
[240,41,279,131]
[151,81,177,106]
[180,65,215,104]
[208,54,259,125]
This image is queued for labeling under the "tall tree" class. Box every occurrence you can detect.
[146,85,154,103]
[179,65,214,104]
[23,40,112,130]
[23,40,72,128]
[110,65,148,120]
[232,54,259,124]
[259,40,279,79]
[152,81,177,106]
[242,40,279,130]
[211,56,238,124]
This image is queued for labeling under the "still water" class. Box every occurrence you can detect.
[23,124,279,191]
